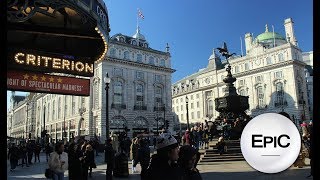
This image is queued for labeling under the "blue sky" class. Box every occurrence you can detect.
[7,0,313,111]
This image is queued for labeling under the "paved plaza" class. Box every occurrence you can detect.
[7,152,312,180]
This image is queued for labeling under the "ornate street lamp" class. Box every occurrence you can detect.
[185,96,190,131]
[26,102,29,139]
[104,72,111,140]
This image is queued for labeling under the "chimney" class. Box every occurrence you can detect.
[284,18,297,46]
[245,33,253,54]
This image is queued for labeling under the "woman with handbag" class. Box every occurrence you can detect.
[48,142,68,180]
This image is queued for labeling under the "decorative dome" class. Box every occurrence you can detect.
[256,24,285,43]
[132,26,146,41]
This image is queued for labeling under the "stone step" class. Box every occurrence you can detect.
[205,148,241,153]
[202,155,243,159]
[203,153,243,157]
[200,157,245,162]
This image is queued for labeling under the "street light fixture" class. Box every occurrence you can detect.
[185,96,190,131]
[104,72,111,141]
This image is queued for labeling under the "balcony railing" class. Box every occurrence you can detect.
[134,105,147,110]
[275,101,288,107]
[111,103,127,109]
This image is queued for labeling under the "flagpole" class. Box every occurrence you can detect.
[272,25,276,47]
[137,8,139,29]
[240,36,243,56]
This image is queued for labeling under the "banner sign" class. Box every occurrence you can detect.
[7,70,90,96]
[7,48,94,77]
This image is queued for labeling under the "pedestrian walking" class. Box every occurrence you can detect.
[216,136,227,155]
[27,141,34,165]
[138,139,150,180]
[45,143,53,162]
[8,143,19,172]
[48,142,68,180]
[21,144,29,167]
[68,141,83,180]
[81,144,95,179]
[178,145,202,180]
[105,138,115,180]
[130,137,139,173]
[34,142,41,163]
[147,133,183,180]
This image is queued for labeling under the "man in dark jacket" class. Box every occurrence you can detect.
[34,143,41,163]
[8,143,19,171]
[26,141,34,165]
[105,138,115,180]
[138,139,150,180]
[147,133,183,180]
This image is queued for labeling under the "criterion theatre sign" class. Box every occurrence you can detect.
[8,49,94,77]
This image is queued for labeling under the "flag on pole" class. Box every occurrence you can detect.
[138,9,144,19]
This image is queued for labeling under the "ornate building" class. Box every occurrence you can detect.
[172,18,312,125]
[8,27,175,143]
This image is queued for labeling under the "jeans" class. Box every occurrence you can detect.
[52,172,64,180]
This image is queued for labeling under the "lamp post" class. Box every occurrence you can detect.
[63,96,67,143]
[185,96,190,131]
[26,102,29,140]
[163,103,166,130]
[104,72,111,141]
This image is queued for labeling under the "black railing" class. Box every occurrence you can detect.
[111,103,126,109]
[154,106,165,111]
[134,105,147,110]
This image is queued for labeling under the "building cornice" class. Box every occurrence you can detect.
[106,57,176,73]
[110,40,170,56]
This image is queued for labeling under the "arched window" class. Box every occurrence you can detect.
[276,82,285,106]
[160,59,166,67]
[113,81,123,105]
[266,57,272,65]
[144,43,148,48]
[110,48,116,57]
[132,40,137,46]
[278,53,284,61]
[119,37,124,42]
[235,66,239,73]
[124,51,130,60]
[149,56,155,65]
[136,84,144,106]
[257,86,264,108]
[137,54,143,62]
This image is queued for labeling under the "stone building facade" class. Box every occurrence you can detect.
[172,18,312,125]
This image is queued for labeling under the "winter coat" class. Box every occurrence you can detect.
[138,145,150,167]
[48,151,68,173]
[82,150,95,168]
[105,144,115,168]
[8,146,19,161]
[130,143,139,160]
[147,154,183,180]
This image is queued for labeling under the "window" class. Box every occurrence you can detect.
[176,106,179,112]
[119,37,124,42]
[235,66,239,73]
[155,86,163,107]
[113,81,123,104]
[110,48,116,57]
[72,96,75,115]
[239,79,245,86]
[181,114,184,121]
[58,98,61,119]
[137,54,143,62]
[191,112,194,119]
[275,71,283,79]
[197,111,200,118]
[136,84,144,106]
[191,103,194,109]
[245,63,249,70]
[239,89,246,96]
[136,71,144,80]
[278,53,284,61]
[149,56,155,65]
[181,105,183,111]
[160,59,166,67]
[276,82,285,106]
[176,99,178,104]
[155,75,162,83]
[266,57,272,65]
[145,43,148,48]
[132,40,137,45]
[180,98,183,103]
[124,51,130,60]
[255,76,263,83]
[197,101,199,108]
[196,94,199,98]
[257,86,265,108]
[206,100,213,117]
[114,68,123,76]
